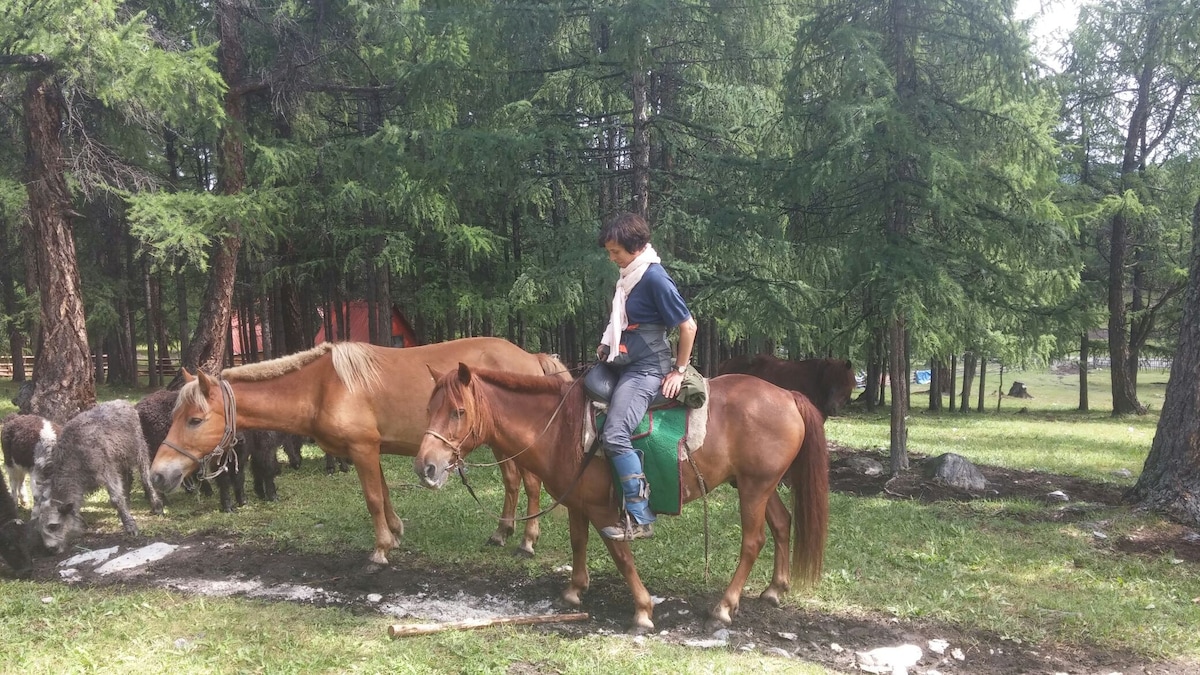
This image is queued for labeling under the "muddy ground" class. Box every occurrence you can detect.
[18,444,1200,675]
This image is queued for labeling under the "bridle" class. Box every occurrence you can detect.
[159,378,240,481]
[421,374,598,522]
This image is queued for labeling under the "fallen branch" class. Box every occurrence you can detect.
[388,612,589,638]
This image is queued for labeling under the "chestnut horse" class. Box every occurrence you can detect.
[148,338,570,566]
[414,365,829,632]
[718,354,855,417]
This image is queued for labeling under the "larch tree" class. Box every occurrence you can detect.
[784,0,1065,472]
[0,0,222,420]
[1066,0,1200,415]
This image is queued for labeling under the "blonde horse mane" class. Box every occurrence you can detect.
[175,343,383,415]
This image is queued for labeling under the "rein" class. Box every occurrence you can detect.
[159,379,240,481]
[422,372,596,522]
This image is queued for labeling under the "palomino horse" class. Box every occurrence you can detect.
[414,364,829,632]
[148,338,570,566]
[718,354,855,417]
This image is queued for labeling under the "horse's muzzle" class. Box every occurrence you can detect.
[150,466,184,495]
[414,457,448,490]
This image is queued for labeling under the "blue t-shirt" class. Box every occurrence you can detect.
[625,263,691,327]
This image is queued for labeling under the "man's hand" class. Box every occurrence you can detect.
[661,370,685,398]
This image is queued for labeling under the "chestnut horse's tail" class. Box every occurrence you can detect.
[789,392,830,588]
[537,353,573,381]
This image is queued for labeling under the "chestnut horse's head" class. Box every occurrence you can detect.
[415,363,494,490]
[149,369,236,494]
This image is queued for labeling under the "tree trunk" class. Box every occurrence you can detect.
[888,320,909,473]
[959,352,976,412]
[948,354,957,411]
[144,260,158,387]
[1128,196,1200,522]
[630,42,650,219]
[976,355,987,413]
[182,0,245,376]
[0,220,27,382]
[1079,333,1090,411]
[22,72,94,423]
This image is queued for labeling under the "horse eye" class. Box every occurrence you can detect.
[188,417,203,427]
[449,409,465,420]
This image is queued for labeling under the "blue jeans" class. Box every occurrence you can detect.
[601,369,662,460]
[600,368,662,525]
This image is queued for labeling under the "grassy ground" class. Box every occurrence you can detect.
[1,364,1197,672]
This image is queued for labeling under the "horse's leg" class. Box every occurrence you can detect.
[516,468,542,558]
[599,532,655,633]
[708,482,772,630]
[488,451,518,548]
[376,460,404,539]
[760,489,792,607]
[348,449,399,566]
[560,508,591,607]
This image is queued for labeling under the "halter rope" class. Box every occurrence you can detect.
[160,378,239,481]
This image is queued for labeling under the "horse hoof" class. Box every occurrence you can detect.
[512,544,535,559]
[485,535,505,547]
[759,589,782,607]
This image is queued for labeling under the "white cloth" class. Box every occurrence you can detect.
[600,244,661,362]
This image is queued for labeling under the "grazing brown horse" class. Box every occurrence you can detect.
[414,364,829,632]
[718,354,855,417]
[148,338,570,566]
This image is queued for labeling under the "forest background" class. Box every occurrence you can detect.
[2,0,1199,505]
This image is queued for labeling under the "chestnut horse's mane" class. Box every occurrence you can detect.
[438,366,583,453]
[176,342,383,414]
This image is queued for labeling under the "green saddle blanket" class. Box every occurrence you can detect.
[595,405,687,516]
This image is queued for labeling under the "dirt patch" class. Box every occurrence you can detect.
[16,447,1200,675]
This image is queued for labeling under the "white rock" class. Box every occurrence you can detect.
[1092,531,1108,540]
[58,568,79,581]
[683,638,727,649]
[366,593,382,603]
[830,643,845,653]
[777,631,798,641]
[1046,490,1069,502]
[927,638,949,654]
[59,546,120,568]
[40,596,53,604]
[712,628,731,641]
[855,644,922,674]
[95,543,183,575]
[951,648,965,660]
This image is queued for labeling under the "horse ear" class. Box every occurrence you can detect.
[181,369,196,383]
[196,370,215,397]
[426,364,445,381]
[457,362,473,385]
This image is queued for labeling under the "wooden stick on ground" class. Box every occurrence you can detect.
[388,612,589,638]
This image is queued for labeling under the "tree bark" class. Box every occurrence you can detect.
[22,72,94,423]
[1128,196,1200,523]
[1079,332,1090,411]
[182,0,245,376]
[959,352,976,412]
[630,39,650,220]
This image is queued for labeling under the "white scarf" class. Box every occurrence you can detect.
[600,244,661,362]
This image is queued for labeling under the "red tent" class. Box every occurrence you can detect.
[314,301,419,348]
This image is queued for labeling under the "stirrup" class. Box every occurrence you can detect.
[599,514,654,541]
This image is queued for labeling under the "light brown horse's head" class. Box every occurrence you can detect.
[149,369,233,494]
[414,363,494,490]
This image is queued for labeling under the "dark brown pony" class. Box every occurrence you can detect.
[149,337,570,566]
[414,365,829,632]
[718,354,855,417]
